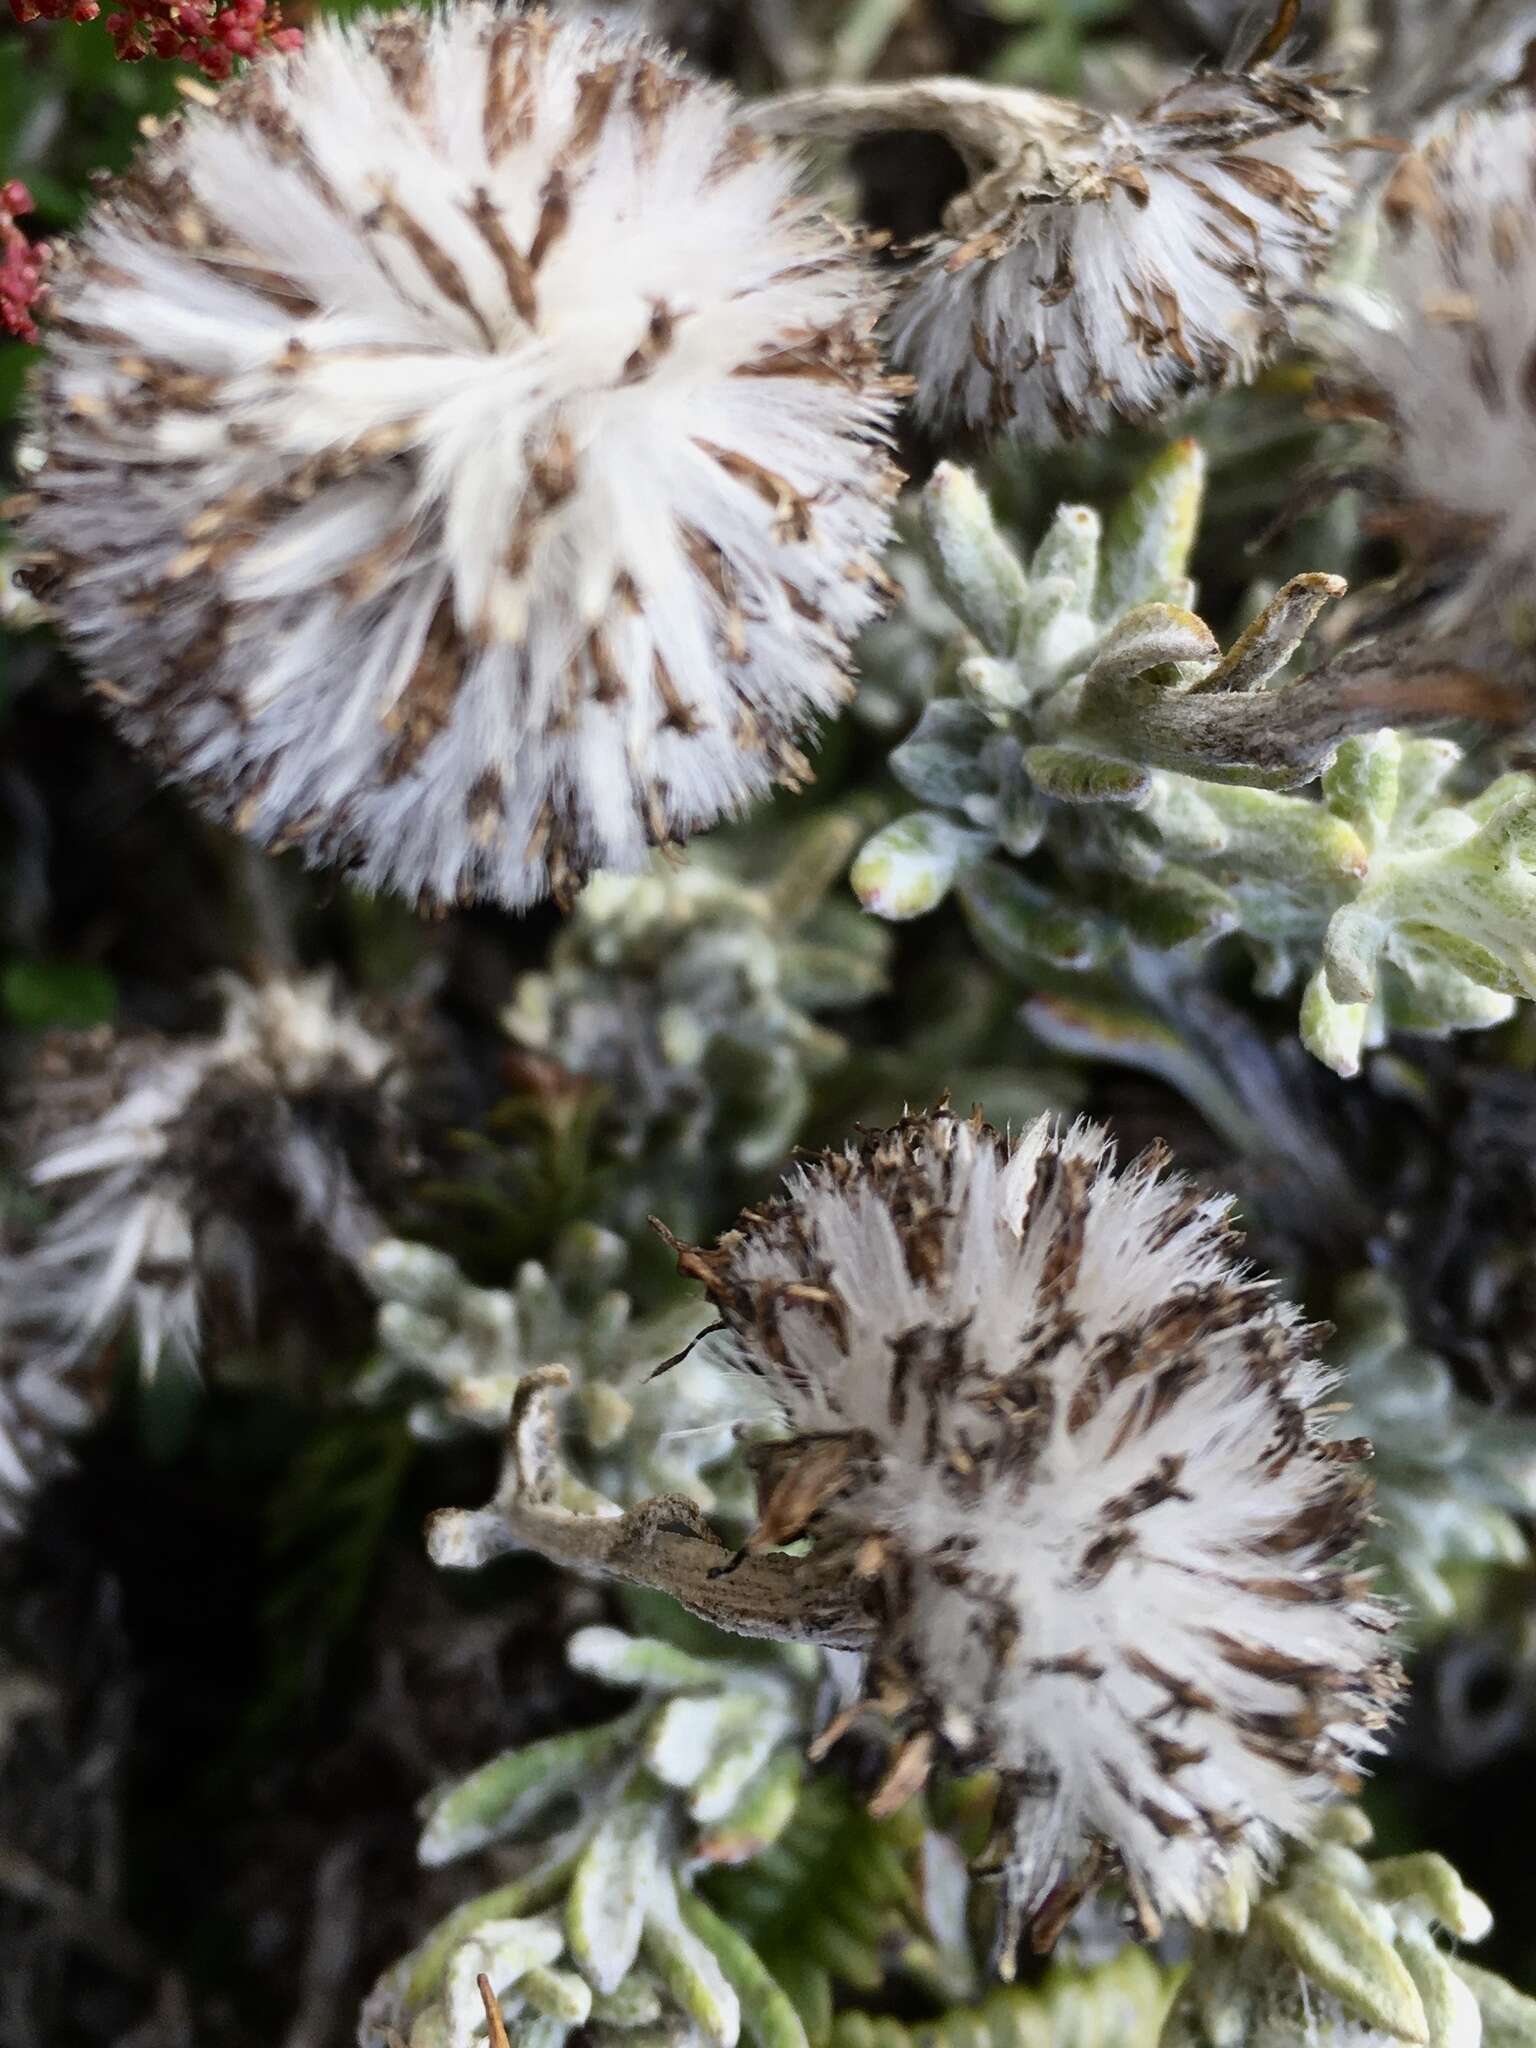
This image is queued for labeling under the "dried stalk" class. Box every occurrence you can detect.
[425,1368,875,1651]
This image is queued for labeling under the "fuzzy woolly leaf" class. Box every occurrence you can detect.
[1301,968,1372,1079]
[696,1746,803,1865]
[567,1626,729,1694]
[1369,1856,1493,1942]
[1097,439,1206,617]
[957,862,1110,975]
[418,1717,642,1865]
[1022,743,1153,806]
[566,1792,667,1994]
[922,464,1032,656]
[1398,1928,1481,2048]
[1451,1959,1536,2047]
[890,701,997,806]
[679,1892,810,2048]
[852,813,993,919]
[643,1872,741,2048]
[1081,604,1220,691]
[1258,1881,1429,2041]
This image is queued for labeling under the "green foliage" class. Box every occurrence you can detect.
[1328,1273,1536,1629]
[360,1220,752,1517]
[1163,1807,1536,2048]
[254,1410,415,1734]
[830,1947,1175,2048]
[504,813,890,1236]
[854,447,1536,1076]
[1,956,116,1029]
[702,1776,927,2043]
[366,1618,822,2048]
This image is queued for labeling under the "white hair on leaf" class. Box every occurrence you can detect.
[19,4,900,910]
[668,1108,1401,1962]
[885,65,1347,442]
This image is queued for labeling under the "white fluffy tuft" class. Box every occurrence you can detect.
[891,67,1346,442]
[682,1110,1400,1950]
[22,4,899,909]
[1346,108,1536,632]
[0,976,394,1533]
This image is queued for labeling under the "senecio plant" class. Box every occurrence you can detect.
[7,2,1536,2047]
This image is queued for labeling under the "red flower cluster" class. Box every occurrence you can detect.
[105,0,302,78]
[1,180,48,345]
[6,0,101,23]
[7,0,301,79]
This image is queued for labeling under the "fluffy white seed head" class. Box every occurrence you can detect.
[1344,109,1536,658]
[0,975,397,1531]
[675,1110,1400,1955]
[19,4,900,909]
[890,66,1346,441]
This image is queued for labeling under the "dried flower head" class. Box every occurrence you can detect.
[0,974,404,1530]
[1340,109,1536,679]
[881,64,1346,440]
[669,1109,1401,1958]
[17,4,899,910]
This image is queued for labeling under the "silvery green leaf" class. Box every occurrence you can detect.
[1112,871,1238,952]
[1398,1928,1481,2048]
[1192,783,1369,882]
[369,1868,574,2029]
[677,1892,809,2048]
[995,757,1049,856]
[889,701,996,806]
[1451,1959,1536,2047]
[1080,604,1219,691]
[642,1872,741,2048]
[1324,732,1402,850]
[579,1383,635,1451]
[567,1793,667,1993]
[589,1975,664,2026]
[551,1222,628,1295]
[1096,438,1205,616]
[695,1744,802,1865]
[851,813,994,920]
[1023,743,1153,807]
[520,1967,594,2026]
[1258,1880,1428,2039]
[1301,968,1372,1080]
[506,2014,571,2048]
[1381,950,1516,1033]
[957,862,1110,978]
[1029,502,1100,610]
[1460,767,1534,826]
[645,1695,741,1790]
[1323,904,1389,1006]
[366,1239,465,1314]
[959,649,1033,714]
[1390,926,1528,1004]
[478,1919,568,1985]
[567,1627,727,1695]
[921,463,1030,657]
[1369,1857,1493,1942]
[1140,776,1230,856]
[377,1303,457,1379]
[419,1718,642,1865]
[691,1702,794,1824]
